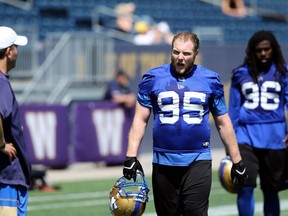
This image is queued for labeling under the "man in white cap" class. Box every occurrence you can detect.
[0,26,31,216]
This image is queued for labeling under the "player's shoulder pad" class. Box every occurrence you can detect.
[196,65,220,79]
[145,64,170,75]
[142,64,170,81]
[233,66,248,75]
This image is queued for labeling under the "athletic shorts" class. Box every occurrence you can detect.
[239,144,286,192]
[0,184,28,216]
[152,160,212,216]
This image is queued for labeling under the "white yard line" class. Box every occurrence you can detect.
[28,190,288,215]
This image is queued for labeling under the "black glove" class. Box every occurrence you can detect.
[123,156,144,181]
[231,160,248,185]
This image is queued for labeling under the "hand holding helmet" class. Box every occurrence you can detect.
[109,171,150,216]
[123,156,144,181]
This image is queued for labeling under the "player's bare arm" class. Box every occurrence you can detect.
[213,113,242,164]
[126,102,151,157]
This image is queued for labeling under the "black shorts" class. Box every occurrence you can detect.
[152,160,212,216]
[239,144,286,192]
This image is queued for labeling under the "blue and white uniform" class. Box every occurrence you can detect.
[229,64,288,150]
[137,63,227,166]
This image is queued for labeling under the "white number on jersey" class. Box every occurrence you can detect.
[241,81,281,110]
[157,91,206,124]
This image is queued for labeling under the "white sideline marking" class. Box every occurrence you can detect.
[28,200,108,211]
[28,191,288,215]
[29,191,108,202]
[28,183,224,203]
[28,186,288,215]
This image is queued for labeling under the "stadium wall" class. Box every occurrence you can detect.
[18,42,288,168]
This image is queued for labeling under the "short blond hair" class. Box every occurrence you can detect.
[172,32,200,52]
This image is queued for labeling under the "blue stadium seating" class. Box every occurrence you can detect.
[0,0,287,43]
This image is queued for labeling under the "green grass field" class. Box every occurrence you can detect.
[28,171,288,216]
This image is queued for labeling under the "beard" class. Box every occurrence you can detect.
[256,58,272,71]
[7,59,16,71]
[171,57,194,75]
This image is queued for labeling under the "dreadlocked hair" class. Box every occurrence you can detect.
[242,30,287,83]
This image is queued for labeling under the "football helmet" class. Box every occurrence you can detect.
[218,156,238,193]
[109,171,150,216]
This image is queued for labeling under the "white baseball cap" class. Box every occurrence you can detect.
[0,26,28,49]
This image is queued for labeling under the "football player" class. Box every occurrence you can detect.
[229,30,288,216]
[123,31,247,216]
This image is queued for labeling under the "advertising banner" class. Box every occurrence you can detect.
[70,101,134,164]
[19,102,134,167]
[19,104,69,168]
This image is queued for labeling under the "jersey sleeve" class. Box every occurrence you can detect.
[137,72,155,108]
[211,95,227,115]
[211,73,224,97]
[228,70,242,130]
[208,71,226,115]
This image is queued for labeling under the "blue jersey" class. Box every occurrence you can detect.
[138,64,227,165]
[229,64,288,149]
[0,72,31,188]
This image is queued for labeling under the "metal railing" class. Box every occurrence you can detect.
[13,5,145,105]
[17,31,116,104]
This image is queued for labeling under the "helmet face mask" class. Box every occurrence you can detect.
[109,172,150,216]
[218,156,238,194]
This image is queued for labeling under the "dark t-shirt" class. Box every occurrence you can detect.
[104,80,132,100]
[0,72,31,188]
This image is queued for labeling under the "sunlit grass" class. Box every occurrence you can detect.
[28,171,288,216]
